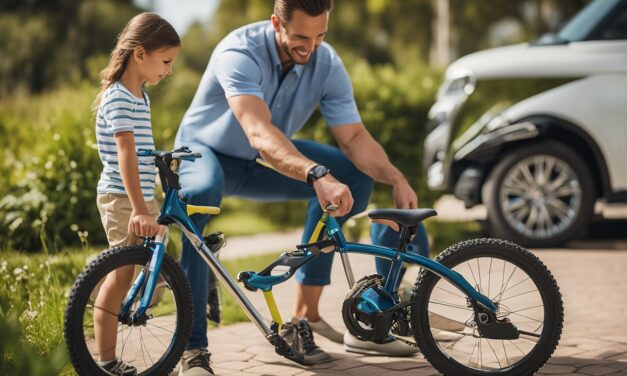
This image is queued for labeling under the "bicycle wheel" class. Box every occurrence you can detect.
[411,239,563,375]
[64,245,193,376]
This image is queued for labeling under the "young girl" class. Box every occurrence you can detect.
[93,13,180,375]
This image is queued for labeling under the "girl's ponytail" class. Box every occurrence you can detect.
[94,13,180,107]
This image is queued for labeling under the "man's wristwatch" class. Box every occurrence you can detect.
[307,164,330,186]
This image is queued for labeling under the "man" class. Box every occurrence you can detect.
[174,0,427,374]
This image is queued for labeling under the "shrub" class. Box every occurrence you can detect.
[0,84,103,252]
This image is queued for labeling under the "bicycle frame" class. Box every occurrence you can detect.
[324,216,497,313]
[243,212,497,314]
[120,149,498,357]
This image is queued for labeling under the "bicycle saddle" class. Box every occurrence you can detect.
[368,208,437,227]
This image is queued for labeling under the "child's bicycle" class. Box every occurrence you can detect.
[64,147,564,376]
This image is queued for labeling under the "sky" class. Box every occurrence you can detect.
[134,0,219,35]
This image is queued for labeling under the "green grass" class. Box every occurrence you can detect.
[0,246,282,376]
[0,249,87,375]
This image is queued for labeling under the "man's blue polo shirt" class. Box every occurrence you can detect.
[175,21,361,160]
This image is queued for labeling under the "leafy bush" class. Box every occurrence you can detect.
[0,84,104,252]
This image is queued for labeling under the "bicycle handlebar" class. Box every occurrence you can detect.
[137,147,201,161]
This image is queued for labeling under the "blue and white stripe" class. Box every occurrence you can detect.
[96,82,157,200]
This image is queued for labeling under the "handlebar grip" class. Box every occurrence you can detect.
[137,149,155,157]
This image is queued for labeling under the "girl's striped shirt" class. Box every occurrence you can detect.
[96,82,157,200]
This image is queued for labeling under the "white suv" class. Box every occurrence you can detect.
[424,0,627,247]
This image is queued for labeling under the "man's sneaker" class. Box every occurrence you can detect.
[99,357,137,376]
[343,332,420,356]
[308,317,344,344]
[179,349,214,376]
[206,286,221,324]
[280,319,332,365]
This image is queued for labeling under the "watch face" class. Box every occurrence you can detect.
[308,165,329,185]
[312,165,328,178]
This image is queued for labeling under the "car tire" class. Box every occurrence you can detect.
[482,140,596,247]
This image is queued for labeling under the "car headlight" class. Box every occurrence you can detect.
[438,73,476,99]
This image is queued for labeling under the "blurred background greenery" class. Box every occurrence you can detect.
[0,0,589,374]
[0,0,589,253]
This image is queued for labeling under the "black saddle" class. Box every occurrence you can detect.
[368,208,437,227]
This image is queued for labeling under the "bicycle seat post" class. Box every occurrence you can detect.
[396,224,417,252]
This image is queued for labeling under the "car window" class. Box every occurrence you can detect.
[558,0,623,42]
[598,5,627,39]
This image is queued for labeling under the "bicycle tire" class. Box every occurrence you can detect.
[411,238,563,375]
[64,245,193,376]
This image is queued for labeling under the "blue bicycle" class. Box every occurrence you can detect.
[65,148,564,375]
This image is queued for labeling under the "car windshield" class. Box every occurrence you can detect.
[534,0,623,45]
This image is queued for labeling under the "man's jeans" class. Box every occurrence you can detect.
[177,139,428,350]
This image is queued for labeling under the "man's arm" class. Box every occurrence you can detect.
[330,123,418,209]
[228,95,315,181]
[228,94,354,216]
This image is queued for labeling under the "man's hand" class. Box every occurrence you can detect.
[392,179,418,209]
[128,212,160,238]
[313,175,354,217]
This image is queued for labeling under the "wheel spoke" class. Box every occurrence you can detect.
[547,198,571,219]
[495,276,530,299]
[495,265,518,303]
[487,258,493,300]
[145,321,176,335]
[525,206,539,233]
[435,285,466,299]
[519,330,541,338]
[508,311,543,323]
[509,304,544,314]
[139,327,149,369]
[486,338,502,369]
[499,289,537,301]
[144,325,170,350]
[517,163,536,188]
[465,260,482,294]
[429,300,473,311]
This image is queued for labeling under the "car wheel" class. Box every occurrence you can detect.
[482,140,596,247]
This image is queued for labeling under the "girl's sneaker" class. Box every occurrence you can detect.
[179,349,214,376]
[99,358,137,376]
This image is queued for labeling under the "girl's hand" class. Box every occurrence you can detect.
[128,212,160,237]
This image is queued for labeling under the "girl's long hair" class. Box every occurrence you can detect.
[94,12,180,107]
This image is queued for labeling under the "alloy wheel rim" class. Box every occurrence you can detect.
[499,155,581,240]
